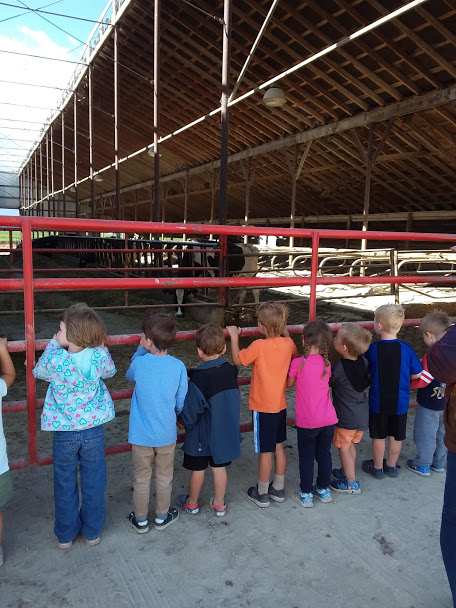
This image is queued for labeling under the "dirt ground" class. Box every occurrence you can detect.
[0,253,453,607]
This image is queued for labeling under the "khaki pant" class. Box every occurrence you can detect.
[132,442,176,519]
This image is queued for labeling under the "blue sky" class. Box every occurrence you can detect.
[0,0,111,176]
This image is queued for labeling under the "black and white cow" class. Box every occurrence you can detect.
[173,240,259,316]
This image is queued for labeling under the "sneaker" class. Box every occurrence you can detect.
[86,537,101,547]
[431,464,445,473]
[330,479,361,494]
[177,494,199,515]
[57,540,73,550]
[331,467,346,481]
[127,511,149,534]
[362,459,385,479]
[383,459,401,478]
[209,497,226,517]
[0,546,3,566]
[406,460,430,476]
[247,485,270,508]
[154,507,179,531]
[313,486,333,503]
[295,491,313,508]
[268,482,285,503]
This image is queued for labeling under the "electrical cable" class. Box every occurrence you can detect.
[0,0,63,24]
[0,48,87,64]
[0,79,69,91]
[0,1,111,25]
[0,101,57,111]
[16,0,87,47]
[0,118,51,125]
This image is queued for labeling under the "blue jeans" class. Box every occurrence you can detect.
[441,450,456,607]
[413,405,447,468]
[53,426,107,543]
[297,425,335,494]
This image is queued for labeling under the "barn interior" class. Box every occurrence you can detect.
[16,0,456,246]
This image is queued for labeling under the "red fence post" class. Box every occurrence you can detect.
[21,218,38,466]
[309,231,319,321]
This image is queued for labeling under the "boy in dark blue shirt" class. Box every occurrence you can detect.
[178,324,241,517]
[362,304,422,479]
[407,311,450,476]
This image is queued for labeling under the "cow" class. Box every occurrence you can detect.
[173,240,259,316]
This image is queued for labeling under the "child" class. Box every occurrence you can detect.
[177,324,241,517]
[33,303,116,549]
[0,338,16,566]
[227,302,297,508]
[329,323,372,494]
[407,311,450,476]
[287,320,338,507]
[362,304,422,479]
[126,312,187,533]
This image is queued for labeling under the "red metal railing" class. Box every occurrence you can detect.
[1,215,455,469]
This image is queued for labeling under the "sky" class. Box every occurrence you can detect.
[0,0,111,177]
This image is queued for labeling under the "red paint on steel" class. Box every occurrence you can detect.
[309,231,319,321]
[21,218,38,466]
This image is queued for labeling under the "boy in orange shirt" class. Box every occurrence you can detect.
[227,302,297,507]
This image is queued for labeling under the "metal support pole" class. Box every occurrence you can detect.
[219,0,232,226]
[50,124,54,200]
[243,158,251,245]
[74,95,79,219]
[289,144,298,265]
[62,114,66,218]
[361,123,374,250]
[183,171,189,242]
[89,65,95,218]
[39,143,43,209]
[309,231,320,321]
[46,133,50,213]
[114,23,120,220]
[152,0,161,223]
[22,218,38,466]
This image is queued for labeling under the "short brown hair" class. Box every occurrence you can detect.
[257,302,288,337]
[420,310,451,336]
[374,304,405,334]
[338,323,372,357]
[60,303,106,348]
[195,323,225,356]
[142,312,177,351]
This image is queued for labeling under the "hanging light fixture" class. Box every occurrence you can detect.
[262,87,287,108]
[93,174,103,182]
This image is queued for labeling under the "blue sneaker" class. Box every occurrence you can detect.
[362,459,385,479]
[431,464,445,473]
[406,460,430,476]
[295,491,313,508]
[383,459,401,478]
[330,479,361,494]
[312,486,332,503]
[331,467,346,481]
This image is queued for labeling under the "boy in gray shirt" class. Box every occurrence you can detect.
[329,323,372,494]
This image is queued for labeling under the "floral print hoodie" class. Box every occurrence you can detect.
[33,339,116,432]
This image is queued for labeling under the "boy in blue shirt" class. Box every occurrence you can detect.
[407,311,450,476]
[362,304,422,479]
[177,324,241,517]
[126,313,188,533]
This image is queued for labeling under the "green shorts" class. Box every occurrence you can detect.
[0,470,13,507]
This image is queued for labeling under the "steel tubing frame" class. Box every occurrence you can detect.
[1,214,456,469]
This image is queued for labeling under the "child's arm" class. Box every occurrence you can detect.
[177,381,205,428]
[100,348,116,379]
[286,375,296,388]
[0,338,15,388]
[175,366,188,416]
[410,355,432,388]
[410,372,422,381]
[226,326,242,366]
[32,339,65,381]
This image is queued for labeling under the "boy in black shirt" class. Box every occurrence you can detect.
[330,323,372,494]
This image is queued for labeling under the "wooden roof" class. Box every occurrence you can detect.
[21,0,456,227]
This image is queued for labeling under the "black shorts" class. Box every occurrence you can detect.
[183,453,231,471]
[253,409,287,453]
[369,412,407,441]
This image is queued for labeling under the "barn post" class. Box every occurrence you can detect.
[361,123,374,251]
[152,0,161,224]
[46,133,49,215]
[183,170,189,242]
[89,64,95,218]
[219,0,232,226]
[241,158,251,245]
[309,230,320,321]
[62,113,66,219]
[114,9,121,220]
[289,144,298,266]
[39,141,43,209]
[74,94,79,219]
